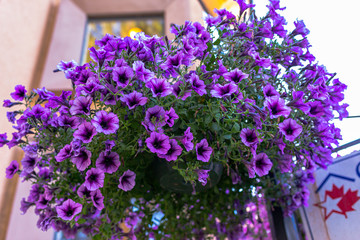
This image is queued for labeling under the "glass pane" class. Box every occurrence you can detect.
[81,16,164,63]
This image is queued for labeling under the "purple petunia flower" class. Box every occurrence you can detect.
[0,133,8,147]
[263,84,280,99]
[55,144,72,162]
[96,151,120,174]
[91,189,104,210]
[104,140,116,153]
[223,69,249,83]
[165,108,179,127]
[132,60,155,82]
[73,122,97,143]
[34,87,55,100]
[279,118,302,142]
[112,66,134,88]
[76,79,104,97]
[91,110,119,135]
[58,115,81,129]
[143,105,168,131]
[118,170,136,192]
[157,139,182,161]
[145,132,171,154]
[264,96,291,119]
[36,194,50,210]
[6,160,19,178]
[10,85,27,101]
[71,147,92,171]
[287,91,310,113]
[56,199,83,221]
[56,60,78,72]
[240,128,260,153]
[84,168,105,191]
[120,91,147,109]
[20,198,33,215]
[77,184,92,199]
[172,81,192,100]
[308,101,324,117]
[189,73,207,96]
[89,47,114,68]
[70,96,92,116]
[252,153,273,177]
[292,20,310,37]
[146,78,172,98]
[196,139,213,162]
[21,154,39,173]
[180,127,194,151]
[210,83,238,98]
[197,169,210,186]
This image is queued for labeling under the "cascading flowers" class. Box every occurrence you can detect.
[1,0,348,239]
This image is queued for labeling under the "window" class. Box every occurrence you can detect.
[81,16,164,63]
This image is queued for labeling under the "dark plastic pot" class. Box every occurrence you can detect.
[147,157,223,194]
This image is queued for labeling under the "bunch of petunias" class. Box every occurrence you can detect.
[1,0,347,239]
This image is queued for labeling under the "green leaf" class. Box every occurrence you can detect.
[223,134,232,140]
[214,38,221,45]
[204,115,212,124]
[232,122,240,132]
[77,218,86,224]
[211,122,220,131]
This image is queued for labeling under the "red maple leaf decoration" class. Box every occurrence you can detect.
[314,184,360,221]
[337,189,360,218]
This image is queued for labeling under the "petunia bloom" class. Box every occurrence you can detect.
[91,110,119,135]
[70,96,92,116]
[308,101,324,117]
[210,83,238,98]
[112,66,134,88]
[145,78,172,98]
[118,170,136,191]
[84,168,105,191]
[71,147,92,171]
[96,151,121,174]
[73,122,97,143]
[10,85,27,101]
[56,199,83,221]
[264,96,291,119]
[145,132,171,154]
[196,139,213,162]
[6,160,19,178]
[77,184,92,199]
[240,128,259,150]
[143,105,168,131]
[263,84,280,99]
[223,68,249,83]
[120,91,147,109]
[91,189,104,210]
[252,153,273,177]
[89,47,114,68]
[165,108,179,127]
[180,127,194,151]
[279,118,302,142]
[189,73,207,96]
[197,169,210,186]
[55,144,72,162]
[21,154,39,173]
[157,139,182,161]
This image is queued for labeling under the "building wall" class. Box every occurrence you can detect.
[0,0,59,239]
[0,0,205,239]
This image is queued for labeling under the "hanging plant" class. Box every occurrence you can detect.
[1,0,347,239]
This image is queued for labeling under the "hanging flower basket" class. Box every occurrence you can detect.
[1,0,348,239]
